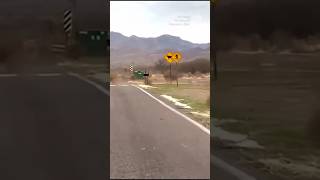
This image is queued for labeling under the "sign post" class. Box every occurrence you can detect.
[64,9,72,46]
[172,52,182,87]
[164,52,174,84]
[144,68,150,85]
[170,63,172,84]
[164,52,182,86]
[175,62,178,87]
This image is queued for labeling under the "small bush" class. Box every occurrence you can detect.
[163,70,182,81]
[178,58,210,74]
[153,58,210,81]
[154,59,169,73]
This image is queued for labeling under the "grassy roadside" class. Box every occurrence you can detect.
[214,52,320,179]
[147,83,210,128]
[56,56,109,83]
[215,74,320,153]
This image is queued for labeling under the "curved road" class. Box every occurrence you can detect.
[0,72,108,180]
[0,67,260,179]
[110,84,210,179]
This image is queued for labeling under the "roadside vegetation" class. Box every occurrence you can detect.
[153,58,210,74]
[214,52,320,179]
[139,58,211,128]
[148,83,210,128]
[126,50,320,179]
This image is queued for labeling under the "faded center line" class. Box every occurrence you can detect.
[0,74,18,77]
[35,73,62,77]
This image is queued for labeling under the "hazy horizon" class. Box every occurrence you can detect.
[110,31,210,45]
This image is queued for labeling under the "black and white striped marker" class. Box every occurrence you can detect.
[129,65,133,72]
[64,9,72,36]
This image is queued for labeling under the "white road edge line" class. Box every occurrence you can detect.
[132,84,210,135]
[0,74,18,77]
[68,72,109,96]
[132,84,256,180]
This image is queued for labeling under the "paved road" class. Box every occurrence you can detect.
[110,84,210,179]
[0,71,108,180]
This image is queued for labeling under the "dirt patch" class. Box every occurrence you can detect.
[178,88,209,102]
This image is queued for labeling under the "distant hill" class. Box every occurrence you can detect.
[110,32,210,67]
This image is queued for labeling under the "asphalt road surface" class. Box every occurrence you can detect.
[110,84,263,180]
[110,84,210,179]
[0,70,108,180]
[0,63,259,179]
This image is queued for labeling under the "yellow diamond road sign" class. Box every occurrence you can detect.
[172,52,182,62]
[164,52,174,63]
[164,52,183,63]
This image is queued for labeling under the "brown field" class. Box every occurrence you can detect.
[214,52,320,179]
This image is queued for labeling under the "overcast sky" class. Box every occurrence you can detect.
[110,1,210,44]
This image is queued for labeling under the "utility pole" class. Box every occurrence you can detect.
[176,62,179,87]
[144,68,147,85]
[68,0,77,45]
[170,63,172,84]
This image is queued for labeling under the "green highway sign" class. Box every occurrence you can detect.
[133,71,144,79]
[78,30,107,56]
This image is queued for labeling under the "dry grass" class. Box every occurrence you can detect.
[214,52,320,177]
[145,74,210,128]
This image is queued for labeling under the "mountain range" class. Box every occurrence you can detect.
[110,32,210,68]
